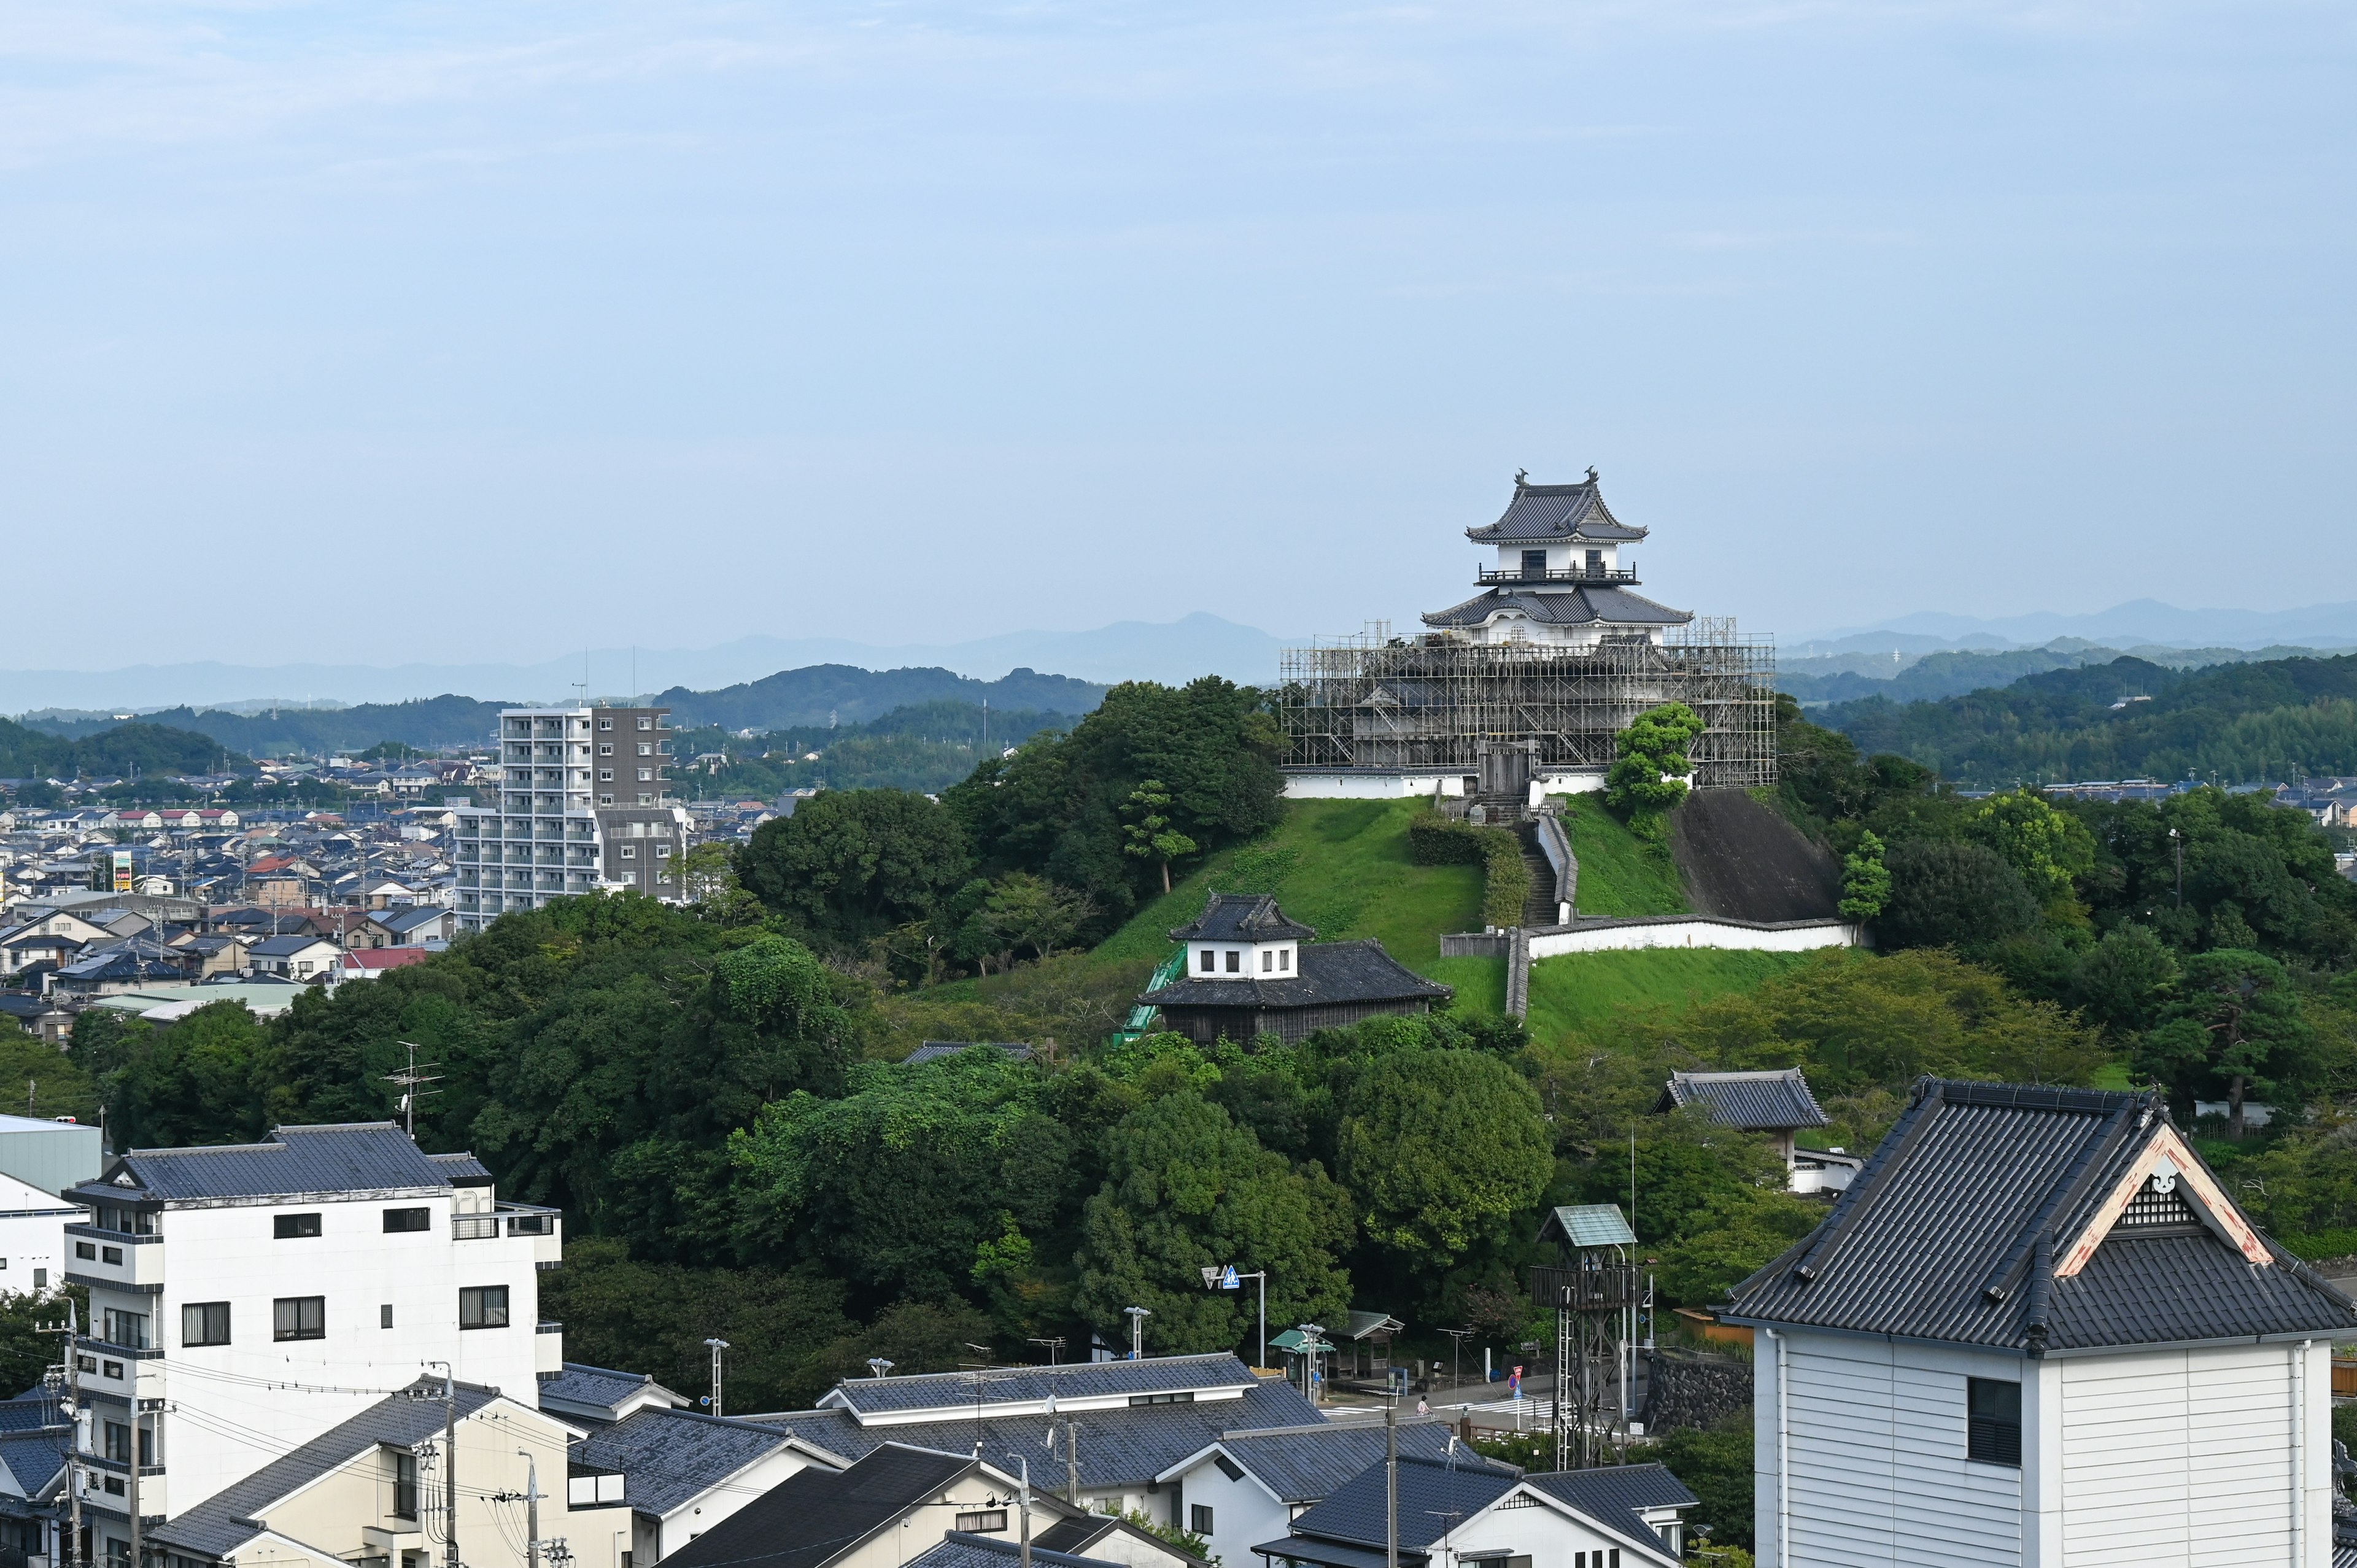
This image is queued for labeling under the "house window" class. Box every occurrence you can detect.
[1569,1556,1604,1568]
[620,846,636,860]
[101,1310,148,1350]
[182,1301,231,1346]
[275,1212,322,1239]
[637,718,652,730]
[955,1511,1008,1534]
[1201,949,1215,973]
[1129,1391,1196,1406]
[599,719,613,731]
[637,769,652,782]
[101,1360,123,1380]
[75,1242,95,1261]
[460,1285,510,1329]
[657,843,672,858]
[1190,1505,1215,1535]
[1967,1377,2022,1466]
[600,795,614,806]
[384,1207,430,1233]
[638,743,652,757]
[598,770,614,782]
[274,1296,326,1340]
[390,1447,420,1516]
[102,1245,121,1264]
[1225,950,1240,973]
[598,744,613,755]
[104,1421,132,1463]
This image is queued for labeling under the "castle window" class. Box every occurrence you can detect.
[1279,948,1290,971]
[1201,949,1215,973]
[1225,951,1240,973]
[1261,951,1272,973]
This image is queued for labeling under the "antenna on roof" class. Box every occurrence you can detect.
[383,1041,442,1138]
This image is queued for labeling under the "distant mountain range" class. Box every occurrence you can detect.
[1777,643,2342,706]
[0,613,1288,715]
[1789,599,2357,658]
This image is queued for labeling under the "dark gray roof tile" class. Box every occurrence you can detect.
[657,1443,977,1568]
[1140,942,1450,1011]
[1465,481,1649,545]
[911,1534,1123,1568]
[573,1405,808,1514]
[1521,1464,1697,1558]
[1169,894,1317,944]
[1657,1070,1830,1131]
[1420,586,1692,631]
[1280,1453,1521,1553]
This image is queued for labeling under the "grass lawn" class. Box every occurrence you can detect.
[1557,794,1689,917]
[1524,948,1811,1043]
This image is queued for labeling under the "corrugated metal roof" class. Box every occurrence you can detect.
[1657,1070,1831,1131]
[1724,1079,2357,1350]
[1282,1453,1522,1552]
[1540,1205,1637,1249]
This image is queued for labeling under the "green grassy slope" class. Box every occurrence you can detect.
[1557,795,1689,917]
[1524,948,1810,1043]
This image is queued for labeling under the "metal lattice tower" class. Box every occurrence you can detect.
[1531,1204,1640,1470]
[1277,619,1776,787]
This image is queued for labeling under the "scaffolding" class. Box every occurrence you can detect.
[1277,617,1777,788]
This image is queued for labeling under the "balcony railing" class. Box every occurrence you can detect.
[1478,566,1638,587]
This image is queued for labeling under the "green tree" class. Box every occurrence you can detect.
[1333,1049,1551,1273]
[1655,1416,1756,1551]
[738,789,974,947]
[0,1032,98,1123]
[673,840,767,924]
[1967,789,2097,903]
[112,1001,272,1149]
[2136,949,2315,1139]
[1837,829,1891,921]
[1606,702,1706,826]
[1121,779,1200,895]
[1075,1091,1352,1353]
[2069,924,2178,1038]
[1878,840,2040,951]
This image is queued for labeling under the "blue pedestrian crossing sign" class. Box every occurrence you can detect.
[1218,1265,1240,1289]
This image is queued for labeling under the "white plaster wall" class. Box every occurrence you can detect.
[1445,1490,1676,1568]
[1163,1453,1291,1567]
[99,1190,546,1519]
[1281,773,1468,800]
[1527,920,1861,958]
[0,1204,72,1291]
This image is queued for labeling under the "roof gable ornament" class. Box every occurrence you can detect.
[2054,1122,2270,1277]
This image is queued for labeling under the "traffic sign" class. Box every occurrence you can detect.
[1218,1265,1240,1290]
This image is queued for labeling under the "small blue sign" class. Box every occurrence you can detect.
[1218,1265,1240,1289]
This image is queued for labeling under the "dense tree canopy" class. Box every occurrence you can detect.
[738,789,975,948]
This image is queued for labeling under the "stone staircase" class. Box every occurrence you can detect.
[1515,824,1558,928]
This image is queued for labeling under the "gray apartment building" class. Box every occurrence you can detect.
[451,703,691,932]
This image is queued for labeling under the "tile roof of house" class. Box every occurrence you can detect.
[1420,585,1693,631]
[75,1122,479,1204]
[1168,893,1317,944]
[1655,1069,1832,1132]
[1463,479,1649,545]
[910,1534,1124,1568]
[1722,1079,2357,1352]
[0,1425,69,1499]
[656,1443,980,1568]
[250,933,334,957]
[341,947,428,971]
[573,1405,819,1514]
[746,1364,1321,1490]
[1520,1464,1698,1559]
[151,1379,500,1556]
[541,1361,685,1426]
[905,1041,1035,1066]
[1140,941,1451,1011]
[1167,1420,1464,1502]
[1277,1453,1523,1554]
[821,1354,1258,1418]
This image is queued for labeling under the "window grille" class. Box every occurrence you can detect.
[2119,1175,2198,1229]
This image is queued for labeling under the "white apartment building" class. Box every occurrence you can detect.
[0,1170,79,1296]
[60,1122,563,1547]
[452,703,691,932]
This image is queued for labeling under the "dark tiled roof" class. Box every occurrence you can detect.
[427,1150,493,1183]
[0,1426,68,1497]
[80,1122,463,1203]
[910,1534,1123,1568]
[1723,1079,2357,1351]
[1169,894,1316,944]
[1464,480,1649,544]
[906,1042,1036,1066]
[1280,1453,1522,1553]
[573,1405,810,1513]
[1140,942,1450,1011]
[152,1379,499,1556]
[824,1354,1258,1418]
[748,1369,1320,1490]
[540,1361,679,1424]
[1656,1070,1830,1131]
[1521,1464,1697,1558]
[658,1443,977,1568]
[1422,586,1692,631]
[1185,1421,1464,1502]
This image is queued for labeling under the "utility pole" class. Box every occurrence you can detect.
[1004,1454,1034,1568]
[1384,1397,1398,1568]
[1441,1329,1474,1404]
[519,1449,543,1568]
[384,1042,441,1139]
[128,1402,145,1568]
[705,1338,730,1418]
[2170,826,2184,910]
[42,1294,82,1568]
[432,1364,459,1568]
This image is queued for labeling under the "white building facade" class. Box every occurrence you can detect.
[1727,1079,2353,1568]
[61,1123,562,1540]
[453,704,690,932]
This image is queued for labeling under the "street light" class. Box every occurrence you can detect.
[1295,1323,1329,1405]
[1199,1263,1269,1369]
[703,1338,731,1418]
[1123,1306,1152,1361]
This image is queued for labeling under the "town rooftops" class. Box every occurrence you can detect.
[1465,476,1649,544]
[573,1405,843,1515]
[1655,1068,1832,1132]
[71,1122,490,1205]
[1155,1418,1464,1502]
[911,1534,1125,1568]
[1520,1466,1702,1561]
[905,1041,1035,1066]
[1266,1452,1523,1558]
[1139,941,1451,1011]
[657,1443,1042,1568]
[1169,892,1317,944]
[150,1378,501,1558]
[817,1351,1256,1422]
[1722,1078,2357,1353]
[540,1361,690,1427]
[339,947,428,973]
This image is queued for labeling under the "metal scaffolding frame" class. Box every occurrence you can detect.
[1277,617,1777,787]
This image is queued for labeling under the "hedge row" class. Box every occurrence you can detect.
[1409,814,1533,929]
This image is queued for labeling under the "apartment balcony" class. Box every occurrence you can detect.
[66,1225,164,1295]
[1476,566,1639,587]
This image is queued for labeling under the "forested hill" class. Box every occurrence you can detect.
[23,666,1110,756]
[0,716,244,779]
[1819,651,2357,786]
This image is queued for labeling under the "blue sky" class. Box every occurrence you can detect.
[4,1,2352,666]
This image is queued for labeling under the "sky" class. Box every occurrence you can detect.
[4,0,2354,668]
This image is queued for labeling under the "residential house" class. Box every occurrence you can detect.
[538,1361,691,1428]
[573,1405,853,1559]
[164,931,249,979]
[0,1170,77,1293]
[45,949,192,1000]
[247,933,343,980]
[147,1377,628,1568]
[1654,1068,1861,1194]
[1255,1453,1698,1568]
[658,1442,1096,1568]
[61,1121,563,1531]
[1722,1078,2357,1567]
[324,948,428,988]
[0,1391,74,1557]
[350,904,455,949]
[1154,1418,1473,1567]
